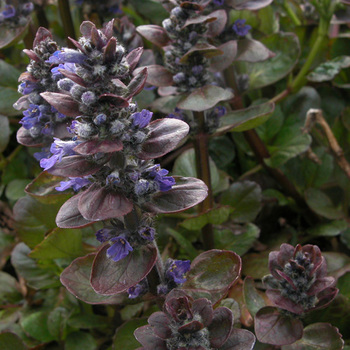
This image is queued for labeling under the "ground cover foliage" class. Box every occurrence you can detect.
[0,0,350,349]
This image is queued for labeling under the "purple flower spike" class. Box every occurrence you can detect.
[138,226,155,241]
[95,228,115,243]
[213,0,225,5]
[48,49,86,64]
[264,243,338,316]
[145,164,176,192]
[233,19,252,37]
[166,259,191,284]
[106,236,133,262]
[55,177,91,192]
[127,279,148,299]
[131,109,153,128]
[3,5,16,18]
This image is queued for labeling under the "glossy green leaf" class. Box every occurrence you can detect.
[65,331,98,350]
[214,223,260,256]
[177,85,234,111]
[0,272,22,304]
[242,251,270,279]
[340,228,350,249]
[20,311,56,343]
[218,102,274,133]
[337,272,350,299]
[209,136,236,168]
[5,179,31,201]
[220,181,262,223]
[166,228,198,260]
[307,220,348,237]
[29,228,84,260]
[0,87,22,117]
[113,318,148,350]
[282,323,344,350]
[67,314,110,329]
[0,115,10,153]
[243,276,266,317]
[47,307,69,340]
[0,59,22,87]
[11,243,60,290]
[0,332,26,350]
[305,188,344,220]
[235,32,300,90]
[307,56,350,82]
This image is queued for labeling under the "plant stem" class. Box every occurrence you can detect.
[58,0,76,47]
[0,145,23,171]
[283,0,302,26]
[193,111,215,250]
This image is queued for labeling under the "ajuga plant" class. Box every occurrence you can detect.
[254,244,339,346]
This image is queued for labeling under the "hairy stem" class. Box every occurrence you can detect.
[193,111,215,250]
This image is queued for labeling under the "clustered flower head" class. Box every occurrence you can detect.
[0,0,33,28]
[263,243,338,316]
[14,27,70,155]
[18,20,206,264]
[134,291,256,350]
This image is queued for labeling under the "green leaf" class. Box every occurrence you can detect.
[65,331,97,350]
[20,311,56,343]
[337,272,350,299]
[166,228,198,260]
[242,251,270,279]
[113,318,148,350]
[209,136,236,168]
[307,56,350,82]
[5,179,31,201]
[0,272,22,304]
[13,195,66,248]
[0,86,22,117]
[0,332,26,350]
[0,59,22,87]
[29,228,83,260]
[235,32,300,90]
[180,206,233,231]
[177,85,234,111]
[265,116,312,168]
[11,243,60,290]
[0,115,10,153]
[307,220,348,237]
[256,104,284,143]
[218,102,275,133]
[220,181,262,223]
[262,189,290,206]
[67,314,110,329]
[47,307,69,340]
[0,23,29,49]
[172,148,221,193]
[282,323,344,350]
[340,228,350,249]
[243,276,266,317]
[214,223,260,256]
[305,188,344,220]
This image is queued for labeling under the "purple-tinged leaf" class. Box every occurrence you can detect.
[138,119,189,160]
[126,47,144,71]
[182,13,218,28]
[227,0,273,10]
[0,23,29,50]
[56,192,93,228]
[98,94,129,108]
[158,86,178,97]
[90,244,157,295]
[282,323,344,350]
[134,325,167,349]
[80,21,94,38]
[103,37,117,63]
[142,177,207,214]
[25,171,71,204]
[151,95,183,114]
[23,49,40,62]
[127,67,148,98]
[60,254,127,304]
[48,155,103,177]
[137,65,173,87]
[182,250,242,304]
[13,95,30,111]
[178,320,204,334]
[91,26,104,50]
[207,10,227,37]
[177,85,233,111]
[180,43,223,63]
[236,39,275,62]
[33,27,53,47]
[58,69,87,87]
[148,312,172,339]
[266,289,304,315]
[68,37,86,53]
[192,298,213,327]
[277,243,295,266]
[73,139,123,155]
[307,277,335,295]
[209,41,237,72]
[40,92,81,117]
[208,307,233,348]
[180,1,203,10]
[220,328,256,350]
[16,127,42,147]
[255,307,303,345]
[137,25,170,47]
[78,184,133,221]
